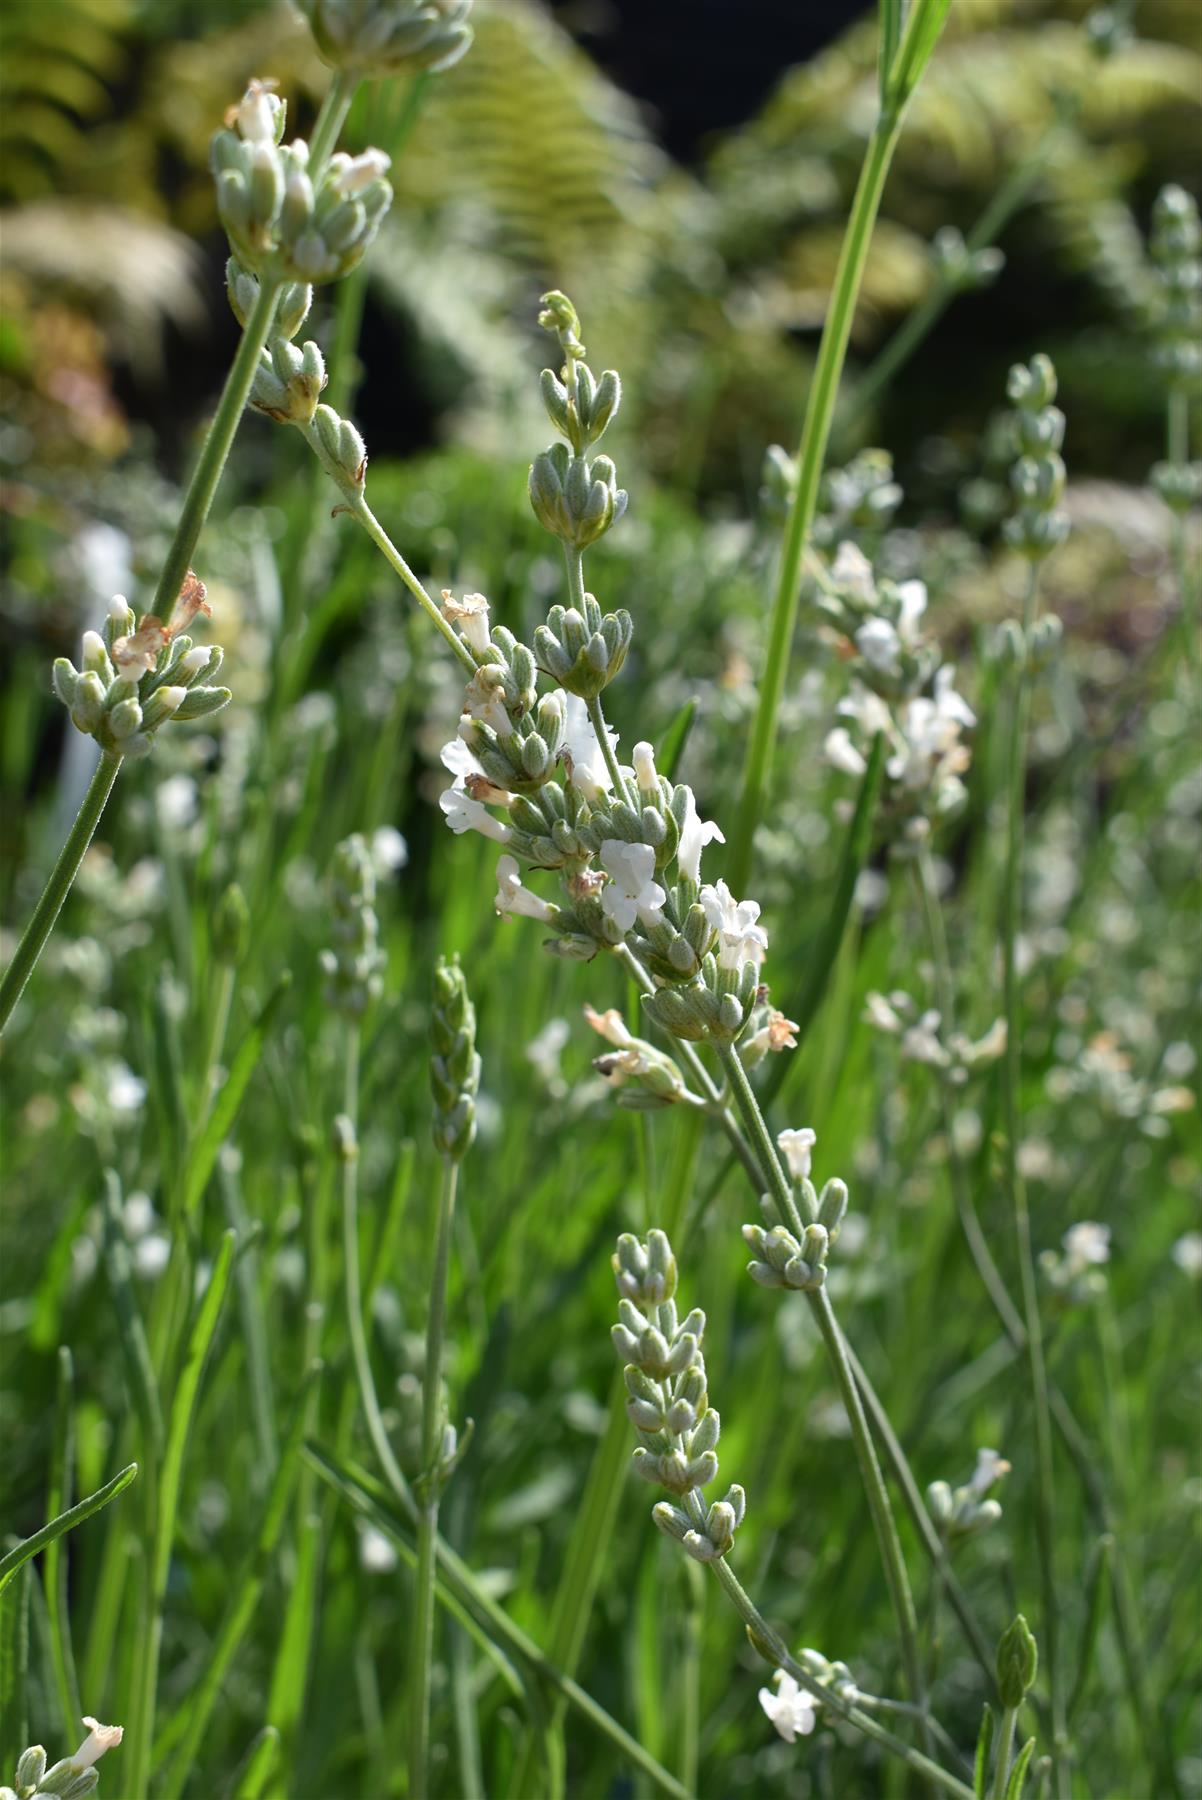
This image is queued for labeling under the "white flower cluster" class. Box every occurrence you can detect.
[818,542,976,840]
[1040,1220,1112,1304]
[863,989,1006,1085]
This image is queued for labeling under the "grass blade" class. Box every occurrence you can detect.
[44,1345,82,1738]
[182,974,291,1220]
[0,1464,139,1597]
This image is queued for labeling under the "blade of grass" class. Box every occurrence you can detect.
[126,1230,236,1800]
[181,974,292,1220]
[44,1345,82,1739]
[0,1464,139,1597]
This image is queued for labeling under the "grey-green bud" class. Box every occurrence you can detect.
[997,1614,1039,1709]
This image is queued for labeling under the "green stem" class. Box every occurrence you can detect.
[0,751,120,1032]
[714,1045,931,1768]
[991,1706,1019,1800]
[148,274,282,621]
[411,1153,460,1800]
[588,693,635,812]
[1002,563,1066,1793]
[728,108,903,891]
[307,71,358,174]
[840,121,1064,443]
[341,489,479,673]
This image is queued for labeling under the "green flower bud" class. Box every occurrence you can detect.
[997,1614,1039,1709]
[299,0,474,78]
[429,955,480,1161]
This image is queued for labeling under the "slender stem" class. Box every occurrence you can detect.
[1002,562,1066,1792]
[840,121,1064,443]
[0,751,121,1031]
[307,70,358,173]
[728,108,903,891]
[588,694,635,812]
[339,489,478,673]
[991,1706,1019,1800]
[714,1044,931,1767]
[149,274,282,620]
[343,1135,413,1509]
[411,1153,460,1800]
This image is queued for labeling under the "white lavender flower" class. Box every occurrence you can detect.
[493,856,559,923]
[677,787,725,884]
[599,840,667,933]
[699,879,768,971]
[438,788,513,844]
[759,1671,820,1743]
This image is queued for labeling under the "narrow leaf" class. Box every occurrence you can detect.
[657,697,697,782]
[973,1703,995,1798]
[182,973,291,1217]
[1005,1737,1037,1800]
[0,1464,139,1596]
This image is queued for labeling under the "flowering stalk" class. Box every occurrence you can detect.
[999,356,1069,1797]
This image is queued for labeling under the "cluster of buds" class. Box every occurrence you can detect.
[429,955,480,1162]
[742,1127,849,1292]
[529,292,628,549]
[863,989,1007,1085]
[53,577,229,760]
[1039,1220,1110,1306]
[212,83,393,286]
[298,0,474,78]
[1148,184,1202,389]
[433,298,775,1054]
[818,543,976,841]
[612,1231,747,1564]
[926,1447,1009,1543]
[4,1720,123,1800]
[1003,354,1070,562]
[320,833,386,1014]
[930,226,1005,294]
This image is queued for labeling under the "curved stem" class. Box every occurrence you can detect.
[411,1154,459,1800]
[588,694,635,812]
[1002,562,1066,1793]
[341,491,478,673]
[1,751,121,1032]
[728,109,902,891]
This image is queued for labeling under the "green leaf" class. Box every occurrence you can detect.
[1004,1737,1037,1800]
[973,1703,996,1798]
[0,1462,138,1596]
[657,697,697,782]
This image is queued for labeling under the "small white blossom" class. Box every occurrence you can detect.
[107,1064,147,1115]
[333,149,391,196]
[759,1670,820,1744]
[824,727,868,777]
[901,1010,949,1068]
[969,1447,1011,1496]
[371,825,409,874]
[584,1004,634,1049]
[463,670,512,738]
[234,80,279,143]
[73,1716,124,1768]
[830,540,875,601]
[856,616,902,675]
[632,741,659,791]
[677,786,725,882]
[494,855,558,923]
[599,840,666,933]
[441,590,491,655]
[133,1233,171,1281]
[778,1127,816,1182]
[699,878,768,970]
[438,788,512,844]
[863,990,905,1033]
